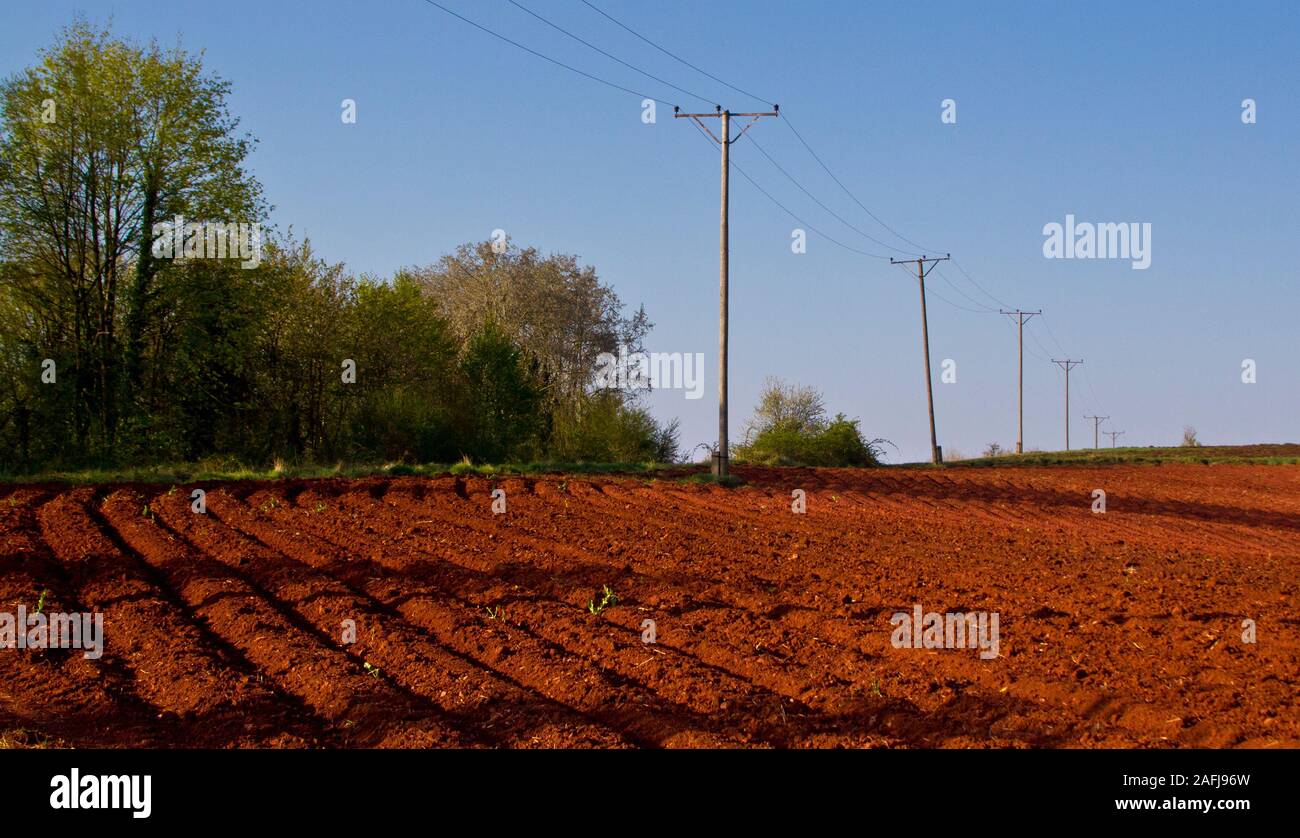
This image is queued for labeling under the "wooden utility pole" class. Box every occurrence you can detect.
[675,105,779,478]
[1051,359,1083,450]
[1084,414,1108,449]
[1000,309,1041,453]
[892,255,950,464]
[1105,429,1126,448]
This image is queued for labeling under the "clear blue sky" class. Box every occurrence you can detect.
[4,1,1297,462]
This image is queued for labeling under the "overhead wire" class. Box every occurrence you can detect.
[505,0,718,108]
[422,0,1111,422]
[420,0,680,106]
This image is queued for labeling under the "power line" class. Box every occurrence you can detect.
[932,266,1000,312]
[736,133,919,255]
[510,0,918,264]
[950,258,1012,310]
[578,0,774,105]
[1028,328,1057,364]
[1040,313,1104,413]
[692,121,893,260]
[781,115,937,255]
[893,264,996,314]
[578,0,936,257]
[419,0,678,106]
[506,0,717,108]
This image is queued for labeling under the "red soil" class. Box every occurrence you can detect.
[2,463,1297,748]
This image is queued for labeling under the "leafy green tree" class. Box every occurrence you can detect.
[0,19,261,461]
[457,322,543,463]
[409,238,651,412]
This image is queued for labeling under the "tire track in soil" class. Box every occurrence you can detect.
[253,483,780,743]
[330,483,924,743]
[192,487,630,749]
[99,488,467,748]
[36,488,325,747]
[0,489,163,747]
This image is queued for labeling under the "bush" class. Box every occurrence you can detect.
[547,391,679,463]
[736,414,881,467]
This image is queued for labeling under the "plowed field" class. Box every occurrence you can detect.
[2,463,1297,748]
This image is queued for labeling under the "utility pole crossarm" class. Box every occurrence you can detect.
[892,255,951,464]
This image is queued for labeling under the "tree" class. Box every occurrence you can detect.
[0,19,262,461]
[408,238,650,412]
[744,377,827,440]
[457,322,543,463]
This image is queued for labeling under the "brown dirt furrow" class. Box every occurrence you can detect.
[99,488,466,748]
[288,485,812,744]
[0,489,163,746]
[2,461,1297,748]
[34,488,323,746]
[220,486,750,747]
[356,487,904,730]
[199,487,632,748]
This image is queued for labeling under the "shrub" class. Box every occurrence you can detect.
[733,378,883,467]
[547,391,679,463]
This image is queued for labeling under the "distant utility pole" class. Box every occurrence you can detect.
[1084,414,1109,449]
[1051,358,1083,450]
[675,104,779,478]
[1105,430,1126,448]
[1000,309,1041,454]
[892,254,951,464]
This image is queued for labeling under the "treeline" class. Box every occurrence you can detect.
[0,22,676,473]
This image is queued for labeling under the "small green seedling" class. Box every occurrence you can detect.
[484,606,503,621]
[587,585,619,616]
[34,589,49,615]
[362,661,382,679]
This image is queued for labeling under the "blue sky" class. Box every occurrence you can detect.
[3,0,1297,462]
